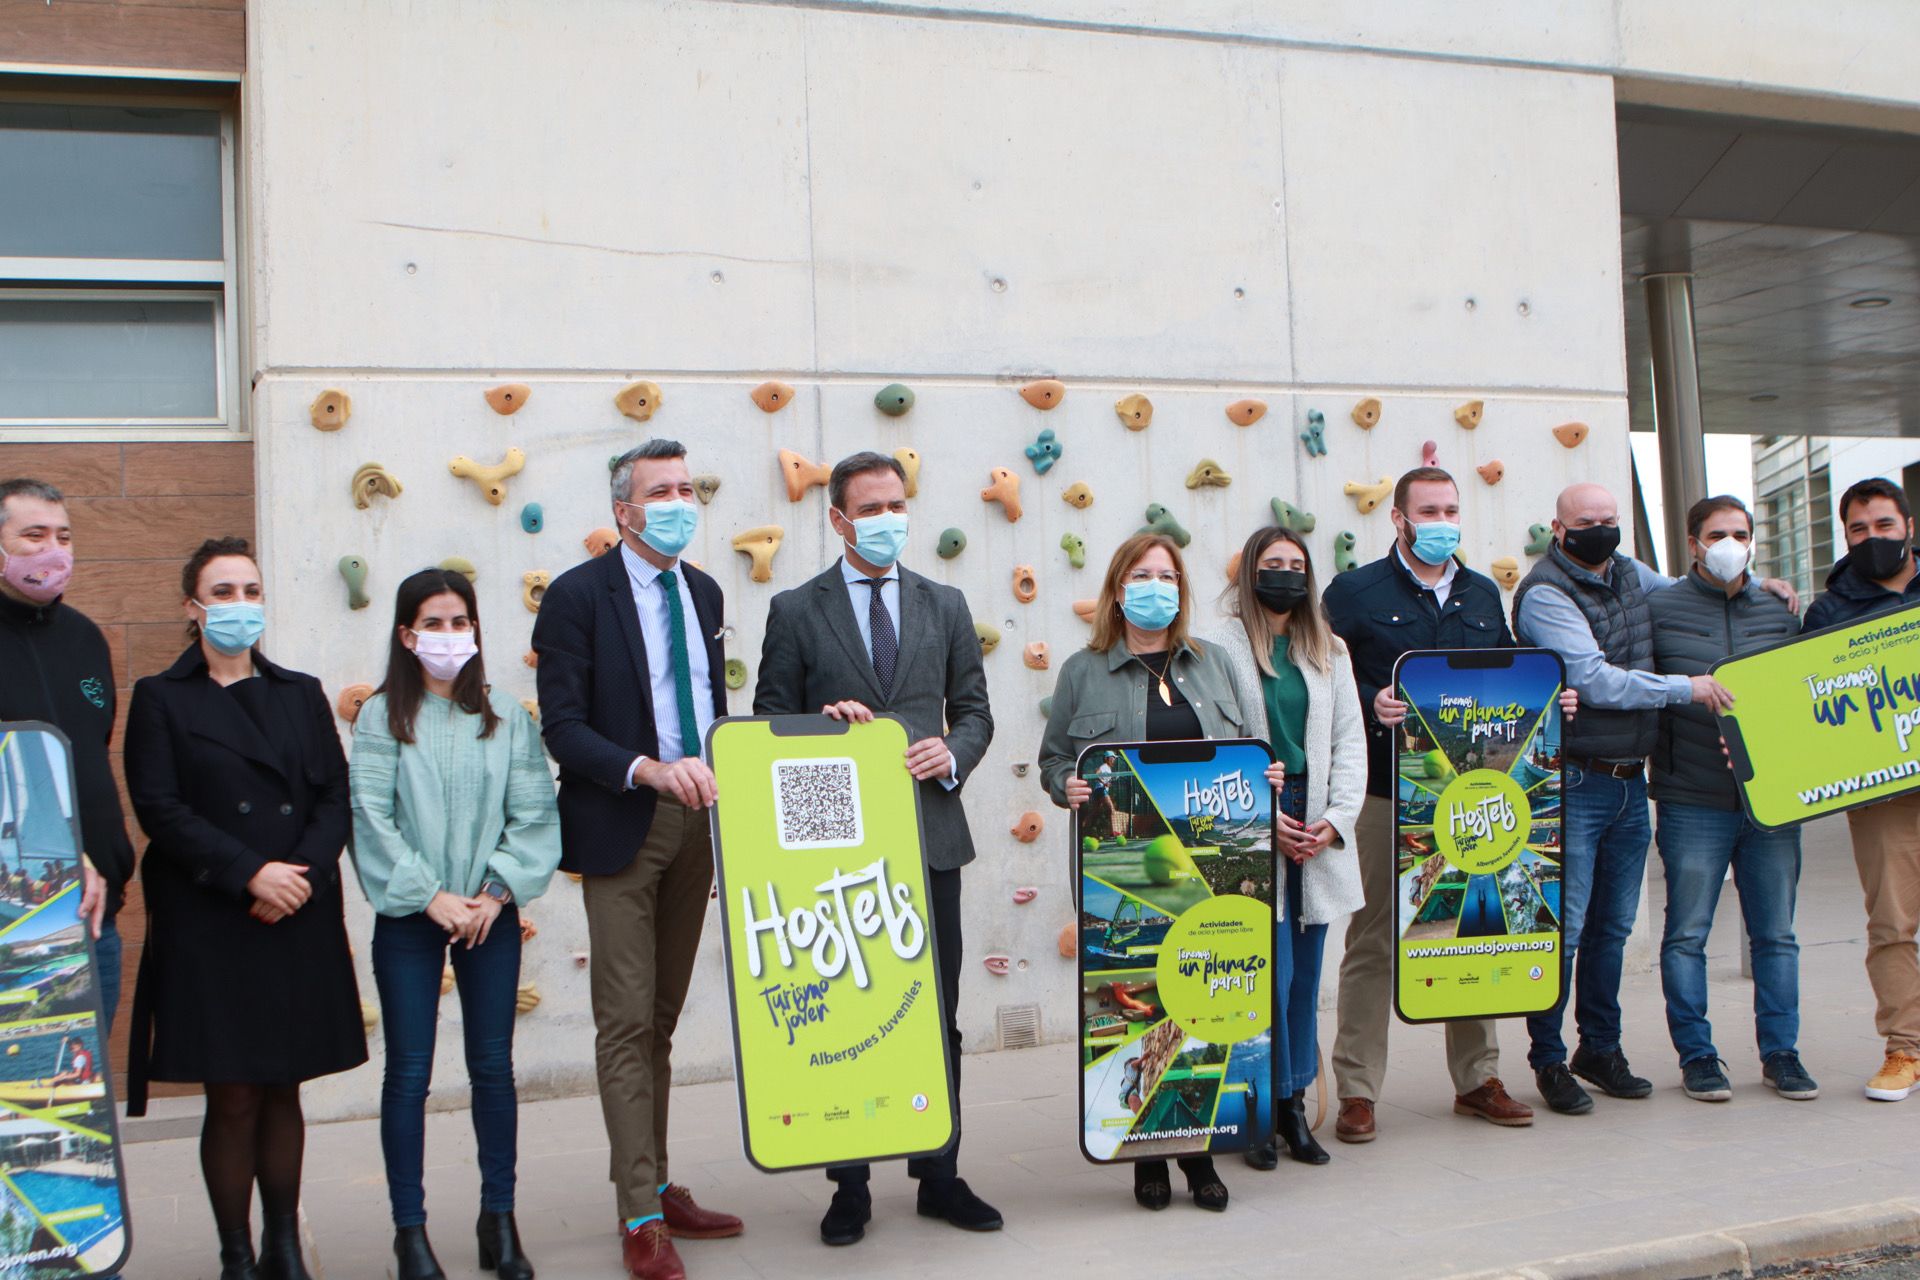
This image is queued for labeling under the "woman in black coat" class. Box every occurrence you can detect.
[125,537,366,1280]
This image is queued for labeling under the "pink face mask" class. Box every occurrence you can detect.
[1,543,74,605]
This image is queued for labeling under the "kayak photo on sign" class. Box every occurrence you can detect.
[1075,739,1277,1165]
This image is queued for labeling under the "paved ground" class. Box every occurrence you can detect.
[120,814,1920,1279]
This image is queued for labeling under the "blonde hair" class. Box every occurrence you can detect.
[1225,527,1334,676]
[1088,532,1201,655]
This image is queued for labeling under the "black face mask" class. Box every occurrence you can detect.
[1561,523,1621,566]
[1254,569,1310,615]
[1855,535,1913,582]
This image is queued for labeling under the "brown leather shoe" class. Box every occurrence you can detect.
[1334,1096,1376,1143]
[1454,1077,1535,1127]
[661,1183,744,1239]
[621,1221,687,1280]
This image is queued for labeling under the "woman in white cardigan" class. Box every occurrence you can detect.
[1209,526,1367,1170]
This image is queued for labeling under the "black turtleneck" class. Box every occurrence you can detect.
[0,592,133,915]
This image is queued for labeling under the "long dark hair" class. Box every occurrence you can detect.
[378,568,499,744]
[180,536,257,643]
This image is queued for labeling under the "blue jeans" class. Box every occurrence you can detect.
[1274,777,1328,1096]
[1655,801,1801,1065]
[95,916,121,1035]
[373,908,522,1226]
[1527,765,1651,1070]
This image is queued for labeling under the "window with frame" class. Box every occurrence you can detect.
[0,98,241,439]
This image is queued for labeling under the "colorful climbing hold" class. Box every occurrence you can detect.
[778,449,830,502]
[1477,460,1505,486]
[449,447,526,506]
[731,525,784,583]
[1334,531,1358,573]
[336,684,374,724]
[523,650,538,669]
[584,528,619,558]
[1114,393,1153,431]
[1057,922,1076,959]
[351,462,403,510]
[976,621,1002,655]
[937,528,966,559]
[893,447,922,498]
[1525,523,1554,556]
[1024,427,1063,475]
[1023,641,1049,670]
[1455,400,1484,429]
[1300,409,1328,457]
[521,571,550,613]
[692,474,721,504]
[983,955,1011,976]
[1039,694,1055,718]
[338,555,369,610]
[981,468,1023,522]
[1226,399,1268,427]
[1270,499,1317,534]
[749,380,794,413]
[1072,599,1097,622]
[310,389,351,431]
[484,383,531,415]
[1553,421,1589,449]
[875,383,915,416]
[1421,440,1440,468]
[1009,811,1044,842]
[724,658,748,690]
[520,503,543,534]
[1343,476,1394,515]
[1060,532,1086,569]
[1012,565,1037,604]
[438,556,477,583]
[1140,503,1191,547]
[1490,556,1521,589]
[1185,459,1232,489]
[1019,379,1065,410]
[1012,887,1038,905]
[614,380,663,422]
[1351,397,1382,429]
[1061,482,1093,510]
[519,699,540,724]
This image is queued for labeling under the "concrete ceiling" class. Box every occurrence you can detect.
[1618,107,1920,437]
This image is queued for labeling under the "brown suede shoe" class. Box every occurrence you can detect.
[1334,1096,1376,1143]
[621,1221,687,1280]
[661,1183,744,1239]
[1454,1077,1535,1127]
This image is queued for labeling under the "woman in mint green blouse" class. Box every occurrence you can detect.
[349,568,559,1280]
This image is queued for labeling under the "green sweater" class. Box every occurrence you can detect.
[1262,637,1310,775]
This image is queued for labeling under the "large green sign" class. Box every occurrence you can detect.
[1715,602,1920,829]
[706,715,956,1172]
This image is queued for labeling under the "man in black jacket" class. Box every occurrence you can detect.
[1324,467,1537,1143]
[0,478,131,1028]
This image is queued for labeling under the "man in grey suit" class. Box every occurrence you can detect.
[753,449,1001,1247]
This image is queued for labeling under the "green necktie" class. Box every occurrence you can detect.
[659,570,700,757]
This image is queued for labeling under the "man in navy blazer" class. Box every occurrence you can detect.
[534,438,740,1280]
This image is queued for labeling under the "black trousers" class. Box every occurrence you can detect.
[829,865,963,1189]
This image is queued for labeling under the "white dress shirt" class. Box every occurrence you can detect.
[1394,544,1459,606]
[620,541,714,766]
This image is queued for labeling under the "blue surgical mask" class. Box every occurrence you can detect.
[197,601,265,656]
[1121,580,1180,632]
[841,510,909,568]
[1408,521,1462,566]
[632,498,698,558]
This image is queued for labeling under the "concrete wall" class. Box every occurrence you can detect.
[245,0,1643,1120]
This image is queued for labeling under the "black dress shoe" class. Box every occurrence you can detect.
[1278,1091,1331,1165]
[1571,1046,1653,1099]
[393,1225,447,1280]
[477,1210,534,1279]
[257,1212,313,1280]
[1133,1160,1172,1210]
[1241,1136,1280,1171]
[820,1190,871,1246]
[218,1225,262,1280]
[1178,1157,1228,1212]
[1535,1063,1595,1115]
[915,1178,1003,1231]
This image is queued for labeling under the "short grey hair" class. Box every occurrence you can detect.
[0,479,65,531]
[609,439,687,504]
[828,451,906,512]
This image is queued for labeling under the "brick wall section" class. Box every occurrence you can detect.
[0,441,255,1094]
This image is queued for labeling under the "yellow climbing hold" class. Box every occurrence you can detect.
[449,448,526,506]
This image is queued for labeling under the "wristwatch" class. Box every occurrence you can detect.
[479,880,513,906]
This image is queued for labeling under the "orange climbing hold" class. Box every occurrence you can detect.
[1023,641,1050,670]
[614,380,663,422]
[1009,811,1045,842]
[584,528,619,558]
[1553,422,1590,449]
[1020,379,1065,410]
[732,525,784,583]
[981,467,1023,522]
[1225,399,1267,427]
[335,684,374,724]
[1012,565,1037,603]
[1477,460,1505,485]
[1073,599,1097,622]
[750,380,795,413]
[484,383,531,415]
[779,449,830,502]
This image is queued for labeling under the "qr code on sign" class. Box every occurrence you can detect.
[772,758,864,850]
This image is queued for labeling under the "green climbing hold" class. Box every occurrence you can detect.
[938,528,967,559]
[1300,409,1328,457]
[1334,531,1359,574]
[338,555,370,611]
[1039,695,1054,719]
[438,556,478,583]
[1139,503,1191,548]
[975,621,1001,654]
[520,503,543,534]
[1024,427,1063,475]
[1525,523,1553,556]
[1060,532,1086,569]
[724,658,748,690]
[1271,498,1317,535]
[875,383,916,416]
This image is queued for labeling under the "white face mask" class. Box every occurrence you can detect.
[411,629,477,682]
[1701,537,1751,584]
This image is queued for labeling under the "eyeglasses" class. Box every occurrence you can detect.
[1123,570,1180,585]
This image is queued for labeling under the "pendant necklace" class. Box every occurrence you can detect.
[1144,653,1173,706]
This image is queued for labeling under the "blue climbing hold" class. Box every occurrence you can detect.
[520,503,543,534]
[1300,409,1328,458]
[1024,427,1063,475]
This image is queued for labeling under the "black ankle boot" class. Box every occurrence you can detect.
[257,1213,311,1280]
[393,1225,447,1280]
[218,1226,262,1280]
[1278,1090,1331,1165]
[477,1210,534,1279]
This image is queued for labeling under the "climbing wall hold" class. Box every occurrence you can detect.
[1012,887,1038,905]
[1114,393,1153,431]
[449,447,526,506]
[523,650,538,669]
[1010,811,1045,842]
[1421,440,1440,468]
[1060,532,1086,569]
[937,528,967,559]
[1455,400,1484,429]
[1490,556,1521,589]
[520,503,543,534]
[749,380,795,413]
[584,528,619,558]
[731,525,784,583]
[1477,460,1505,485]
[438,556,477,582]
[724,658,748,690]
[976,622,1001,655]
[309,389,351,431]
[515,982,541,1015]
[338,555,369,610]
[1019,379,1065,410]
[1351,397,1382,429]
[521,571,550,613]
[1061,482,1093,510]
[1343,476,1393,515]
[361,999,380,1032]
[1024,428,1063,474]
[778,448,830,502]
[875,383,916,416]
[1525,523,1554,556]
[1057,922,1076,958]
[519,915,538,943]
[1039,695,1054,718]
[1012,565,1038,603]
[484,383,531,415]
[1140,503,1191,547]
[335,683,374,724]
[1072,600,1097,622]
[614,380,663,422]
[1270,499,1317,534]
[893,447,922,498]
[350,463,403,510]
[1300,409,1328,457]
[692,474,722,505]
[1225,399,1268,427]
[981,468,1023,522]
[983,955,1011,976]
[1186,459,1232,489]
[1023,641,1049,670]
[1553,421,1589,449]
[1225,550,1242,584]
[1334,531,1359,573]
[519,698,541,723]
